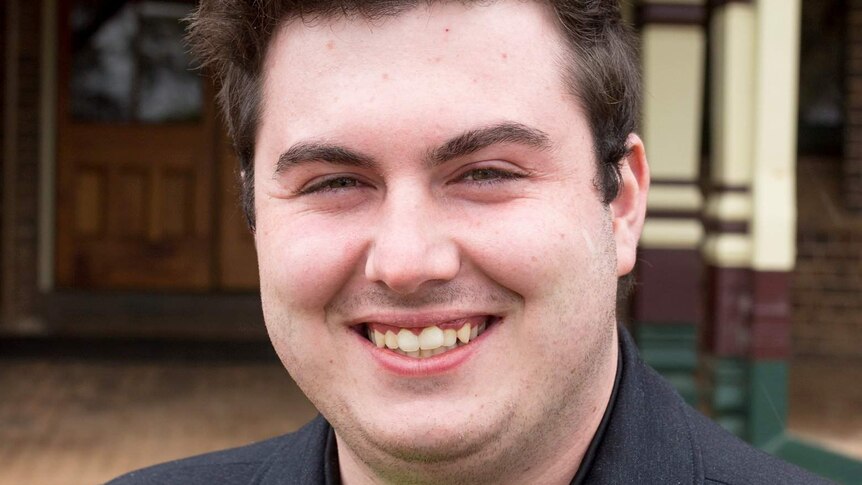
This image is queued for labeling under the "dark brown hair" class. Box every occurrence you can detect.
[187,0,641,230]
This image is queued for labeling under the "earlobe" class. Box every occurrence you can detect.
[610,134,650,276]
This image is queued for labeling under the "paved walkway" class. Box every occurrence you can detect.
[0,342,859,485]
[788,357,862,461]
[0,342,317,485]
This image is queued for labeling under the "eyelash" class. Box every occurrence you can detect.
[297,167,526,195]
[298,176,364,195]
[454,167,527,185]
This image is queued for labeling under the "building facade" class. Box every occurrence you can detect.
[2,0,861,480]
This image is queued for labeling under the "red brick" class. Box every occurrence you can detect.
[795,160,862,357]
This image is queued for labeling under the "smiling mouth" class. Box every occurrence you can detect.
[359,316,499,359]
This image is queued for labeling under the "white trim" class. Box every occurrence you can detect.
[750,0,800,272]
[704,192,751,222]
[702,233,752,268]
[38,0,57,291]
[647,185,703,212]
[640,219,704,249]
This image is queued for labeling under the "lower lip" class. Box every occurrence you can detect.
[356,320,498,377]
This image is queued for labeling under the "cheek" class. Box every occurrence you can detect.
[461,201,606,299]
[256,211,368,314]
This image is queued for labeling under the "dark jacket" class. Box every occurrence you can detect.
[109,328,830,484]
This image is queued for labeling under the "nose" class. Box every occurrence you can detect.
[364,190,460,295]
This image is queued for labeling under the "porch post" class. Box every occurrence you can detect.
[633,0,707,405]
[747,0,800,448]
[702,0,756,437]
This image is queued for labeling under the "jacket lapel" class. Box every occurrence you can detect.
[583,326,703,484]
[254,415,330,484]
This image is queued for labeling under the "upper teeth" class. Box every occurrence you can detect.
[367,321,488,358]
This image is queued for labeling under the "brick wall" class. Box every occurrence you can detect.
[791,1,862,359]
[1,0,6,316]
[14,0,42,321]
[793,226,862,358]
[1,0,42,326]
[846,0,862,211]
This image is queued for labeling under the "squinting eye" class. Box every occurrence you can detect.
[459,168,524,183]
[300,176,361,195]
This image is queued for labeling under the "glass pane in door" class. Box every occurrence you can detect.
[70,0,201,123]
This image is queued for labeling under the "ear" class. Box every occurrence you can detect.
[610,134,650,277]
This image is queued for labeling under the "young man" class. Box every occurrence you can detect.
[112,1,827,483]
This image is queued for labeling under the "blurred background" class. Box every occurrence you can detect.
[0,0,860,483]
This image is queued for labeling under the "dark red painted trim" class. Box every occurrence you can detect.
[749,271,792,359]
[703,266,751,357]
[651,178,699,187]
[647,210,702,219]
[708,0,753,9]
[637,3,707,27]
[703,219,749,234]
[709,184,750,194]
[634,248,703,324]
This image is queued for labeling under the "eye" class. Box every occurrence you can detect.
[299,175,364,195]
[456,167,526,184]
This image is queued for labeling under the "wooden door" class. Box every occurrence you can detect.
[55,0,216,290]
[217,127,259,290]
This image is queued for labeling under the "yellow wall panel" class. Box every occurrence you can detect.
[643,25,705,181]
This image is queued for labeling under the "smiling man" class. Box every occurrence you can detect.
[111,1,827,484]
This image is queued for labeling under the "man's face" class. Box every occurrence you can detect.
[254,1,639,480]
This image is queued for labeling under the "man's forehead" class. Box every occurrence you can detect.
[262,0,572,99]
[255,0,592,171]
[269,0,564,49]
[274,0,556,26]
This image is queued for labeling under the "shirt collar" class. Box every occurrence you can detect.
[568,337,623,484]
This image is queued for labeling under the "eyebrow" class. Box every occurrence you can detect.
[275,143,374,174]
[274,121,552,175]
[426,122,553,167]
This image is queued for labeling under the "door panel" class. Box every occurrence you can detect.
[56,0,216,290]
[217,128,259,290]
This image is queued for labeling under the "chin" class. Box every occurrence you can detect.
[346,406,504,464]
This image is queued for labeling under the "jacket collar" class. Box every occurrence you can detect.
[584,326,703,484]
[254,415,331,484]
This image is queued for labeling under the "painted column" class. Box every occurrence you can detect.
[704,0,800,444]
[633,0,707,405]
[703,2,862,480]
[703,0,756,437]
[747,0,800,448]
